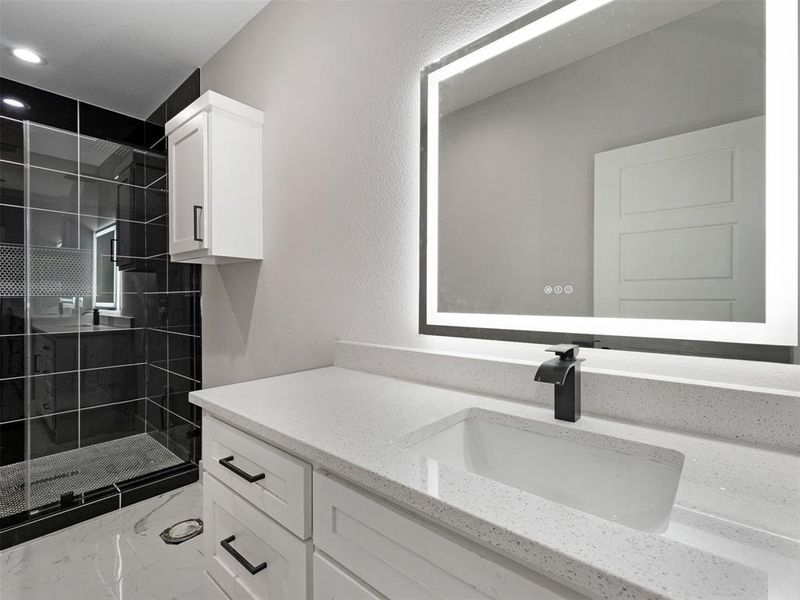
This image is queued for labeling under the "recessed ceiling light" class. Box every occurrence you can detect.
[10,47,45,65]
[2,98,28,110]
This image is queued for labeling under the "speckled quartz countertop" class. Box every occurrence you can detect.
[190,367,799,600]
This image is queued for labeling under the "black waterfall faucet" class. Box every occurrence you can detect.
[534,344,584,422]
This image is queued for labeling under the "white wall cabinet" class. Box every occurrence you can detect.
[202,415,592,600]
[166,91,263,264]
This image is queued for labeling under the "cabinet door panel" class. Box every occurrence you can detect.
[313,553,384,600]
[313,473,590,600]
[169,112,208,255]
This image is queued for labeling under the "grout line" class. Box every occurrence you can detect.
[0,159,163,192]
[1,397,149,426]
[148,362,200,384]
[0,202,154,225]
[146,173,167,189]
[0,361,148,382]
[144,398,197,426]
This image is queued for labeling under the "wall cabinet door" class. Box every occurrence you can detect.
[169,112,208,256]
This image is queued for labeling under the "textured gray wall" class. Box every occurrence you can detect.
[200,0,548,387]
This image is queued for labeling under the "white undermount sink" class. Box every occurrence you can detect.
[404,410,684,532]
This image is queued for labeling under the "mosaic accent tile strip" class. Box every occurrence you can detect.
[0,245,94,297]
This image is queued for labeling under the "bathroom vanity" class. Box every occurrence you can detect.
[190,345,799,600]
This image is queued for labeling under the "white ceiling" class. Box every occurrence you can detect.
[0,0,270,118]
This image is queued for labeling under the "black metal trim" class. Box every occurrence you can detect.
[221,535,267,575]
[417,0,794,364]
[219,455,265,483]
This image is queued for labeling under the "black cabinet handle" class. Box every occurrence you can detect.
[193,205,203,242]
[220,535,267,575]
[219,455,265,483]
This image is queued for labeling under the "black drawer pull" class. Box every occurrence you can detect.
[220,535,267,575]
[219,455,265,483]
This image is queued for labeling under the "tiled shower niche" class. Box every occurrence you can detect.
[0,75,202,548]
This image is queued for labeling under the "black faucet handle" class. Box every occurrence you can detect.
[545,344,580,361]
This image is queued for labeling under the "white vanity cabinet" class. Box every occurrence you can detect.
[201,415,591,600]
[166,91,263,265]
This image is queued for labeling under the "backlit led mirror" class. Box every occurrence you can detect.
[420,0,798,359]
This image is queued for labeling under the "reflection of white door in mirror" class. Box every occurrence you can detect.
[594,116,765,323]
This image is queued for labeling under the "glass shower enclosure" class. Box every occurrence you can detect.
[0,110,200,542]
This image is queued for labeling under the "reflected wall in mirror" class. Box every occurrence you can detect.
[421,0,798,359]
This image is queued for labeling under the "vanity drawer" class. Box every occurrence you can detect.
[204,474,312,600]
[203,415,311,539]
[313,473,590,600]
[313,553,384,600]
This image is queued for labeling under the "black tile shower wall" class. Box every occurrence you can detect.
[141,69,202,464]
[0,74,202,478]
[0,75,201,547]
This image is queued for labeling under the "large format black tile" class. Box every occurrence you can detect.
[145,399,198,463]
[145,294,169,329]
[0,160,24,206]
[28,122,78,173]
[0,378,24,422]
[79,177,145,222]
[80,329,144,369]
[79,215,145,258]
[0,78,78,132]
[0,419,24,465]
[0,117,24,163]
[167,262,200,293]
[0,205,23,245]
[0,297,25,335]
[28,372,79,417]
[166,371,199,422]
[118,292,146,326]
[148,367,197,424]
[80,365,145,408]
[166,292,199,335]
[29,167,79,213]
[29,411,79,458]
[146,215,167,257]
[31,333,78,374]
[144,188,167,221]
[80,399,145,446]
[147,329,167,368]
[29,209,80,248]
[146,100,166,128]
[79,135,146,185]
[146,363,167,402]
[165,69,200,121]
[144,153,166,188]
[0,335,25,378]
[78,102,146,149]
[167,332,199,381]
[119,258,167,294]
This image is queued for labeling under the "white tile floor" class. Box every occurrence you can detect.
[0,483,204,600]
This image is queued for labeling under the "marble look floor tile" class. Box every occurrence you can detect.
[0,483,203,600]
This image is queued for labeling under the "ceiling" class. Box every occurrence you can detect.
[0,0,270,118]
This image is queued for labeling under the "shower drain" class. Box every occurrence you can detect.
[160,518,204,544]
[11,470,81,492]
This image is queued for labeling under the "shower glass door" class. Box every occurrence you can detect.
[1,114,197,528]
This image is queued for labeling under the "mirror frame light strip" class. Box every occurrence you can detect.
[422,0,798,346]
